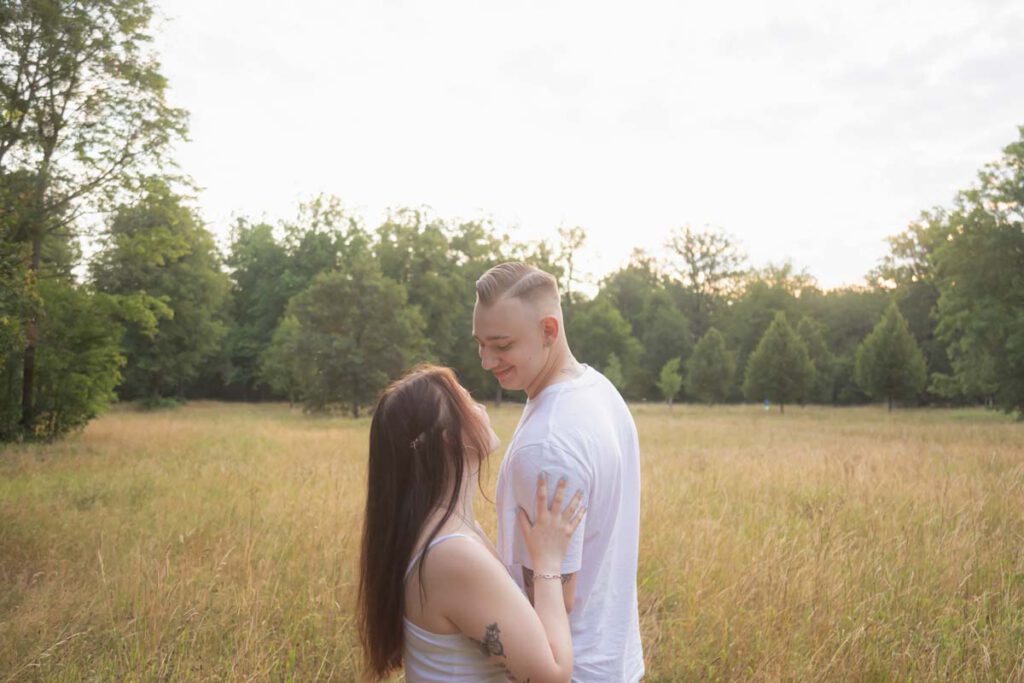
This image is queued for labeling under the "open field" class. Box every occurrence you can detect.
[1,402,1023,681]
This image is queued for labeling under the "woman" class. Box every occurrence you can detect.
[357,365,585,683]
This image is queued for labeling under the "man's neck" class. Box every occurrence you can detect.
[525,345,583,399]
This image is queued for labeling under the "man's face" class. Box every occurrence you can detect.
[472,296,549,393]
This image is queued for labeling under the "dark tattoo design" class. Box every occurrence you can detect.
[470,622,505,658]
[469,622,535,682]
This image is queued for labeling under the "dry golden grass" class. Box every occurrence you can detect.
[1,402,1022,681]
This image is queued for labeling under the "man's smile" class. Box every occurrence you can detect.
[494,367,514,381]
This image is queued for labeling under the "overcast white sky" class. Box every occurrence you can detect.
[155,0,1024,290]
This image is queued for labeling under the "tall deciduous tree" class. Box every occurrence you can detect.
[685,327,735,405]
[1,0,186,430]
[930,127,1024,415]
[743,312,815,413]
[265,260,426,417]
[854,302,927,411]
[91,180,228,401]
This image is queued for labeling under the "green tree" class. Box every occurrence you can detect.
[604,352,624,390]
[259,314,303,406]
[636,290,692,397]
[266,261,426,417]
[91,180,229,401]
[0,279,127,440]
[657,357,682,408]
[719,262,814,391]
[743,312,815,413]
[797,316,835,404]
[220,219,291,399]
[217,197,372,400]
[854,303,927,411]
[685,327,735,405]
[1,0,187,431]
[567,297,642,391]
[930,127,1024,415]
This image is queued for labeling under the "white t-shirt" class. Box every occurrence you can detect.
[496,366,644,683]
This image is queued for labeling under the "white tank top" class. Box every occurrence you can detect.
[402,533,509,682]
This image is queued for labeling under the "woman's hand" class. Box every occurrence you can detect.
[517,474,585,575]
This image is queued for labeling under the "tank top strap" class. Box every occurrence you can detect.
[404,533,471,581]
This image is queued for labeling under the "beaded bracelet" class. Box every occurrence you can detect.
[535,572,563,580]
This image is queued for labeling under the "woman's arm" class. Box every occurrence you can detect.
[434,478,584,683]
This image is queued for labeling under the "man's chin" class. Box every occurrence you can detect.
[495,371,520,390]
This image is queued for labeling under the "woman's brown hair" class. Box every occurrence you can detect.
[356,364,493,679]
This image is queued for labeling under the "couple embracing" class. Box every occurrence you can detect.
[357,263,644,682]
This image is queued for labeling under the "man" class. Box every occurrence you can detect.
[472,262,644,682]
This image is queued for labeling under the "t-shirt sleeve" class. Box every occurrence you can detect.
[508,442,589,575]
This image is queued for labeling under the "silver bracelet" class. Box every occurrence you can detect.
[534,572,562,580]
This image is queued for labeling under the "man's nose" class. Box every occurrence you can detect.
[480,352,498,370]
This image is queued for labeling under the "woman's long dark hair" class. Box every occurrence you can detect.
[356,364,493,679]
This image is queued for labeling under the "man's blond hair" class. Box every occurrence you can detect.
[475,262,560,308]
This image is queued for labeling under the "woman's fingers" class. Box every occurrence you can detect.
[568,507,586,535]
[550,477,567,511]
[517,506,532,536]
[564,489,583,521]
[535,472,549,520]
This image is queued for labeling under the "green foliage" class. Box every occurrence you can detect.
[259,315,303,405]
[854,303,927,411]
[568,297,642,391]
[743,312,815,412]
[604,352,625,390]
[657,357,682,406]
[929,127,1024,415]
[686,327,735,405]
[1,0,186,435]
[636,290,692,396]
[724,264,811,382]
[262,261,427,416]
[0,280,125,440]
[91,180,229,400]
[797,316,835,404]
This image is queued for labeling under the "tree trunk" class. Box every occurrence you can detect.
[888,395,893,412]
[19,235,42,433]
[495,386,503,406]
[779,402,785,414]
[352,402,360,419]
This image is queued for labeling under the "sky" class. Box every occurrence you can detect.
[155,0,1024,291]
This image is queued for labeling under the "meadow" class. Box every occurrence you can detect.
[1,402,1022,681]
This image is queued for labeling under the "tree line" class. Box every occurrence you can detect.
[2,0,1022,441]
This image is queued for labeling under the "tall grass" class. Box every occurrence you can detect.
[1,402,1022,681]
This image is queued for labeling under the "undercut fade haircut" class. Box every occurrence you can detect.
[475,262,560,307]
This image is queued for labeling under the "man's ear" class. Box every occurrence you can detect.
[541,315,560,347]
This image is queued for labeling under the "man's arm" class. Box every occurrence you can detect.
[523,566,577,613]
[510,445,589,612]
